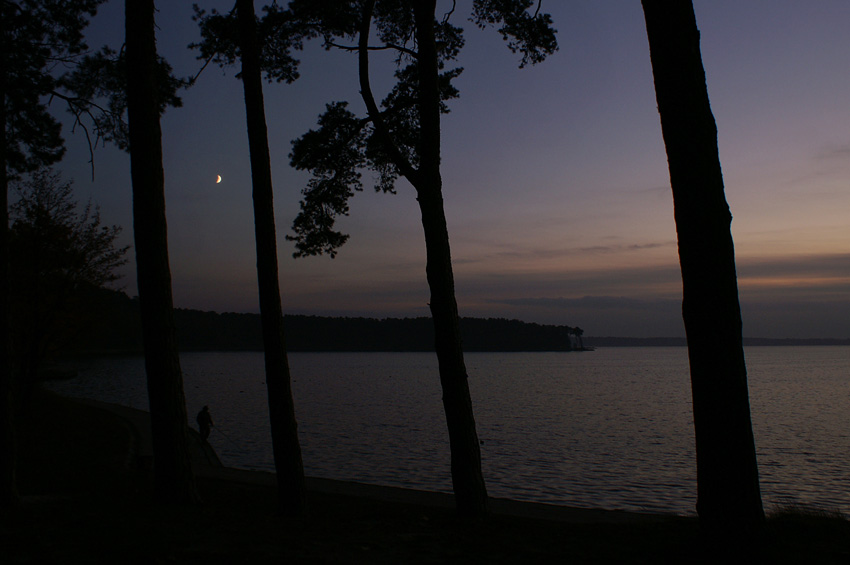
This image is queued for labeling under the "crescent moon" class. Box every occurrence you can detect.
[216,175,222,184]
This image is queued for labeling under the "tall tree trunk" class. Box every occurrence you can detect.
[641,0,764,535]
[235,0,306,516]
[0,52,17,508]
[125,0,199,504]
[410,0,488,518]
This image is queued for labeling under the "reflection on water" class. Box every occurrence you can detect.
[48,347,850,515]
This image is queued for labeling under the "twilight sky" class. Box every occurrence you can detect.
[51,1,849,338]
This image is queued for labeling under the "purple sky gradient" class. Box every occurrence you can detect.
[47,1,850,338]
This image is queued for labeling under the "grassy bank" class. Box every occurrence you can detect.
[3,389,849,563]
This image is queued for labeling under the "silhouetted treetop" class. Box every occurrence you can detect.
[287,101,365,256]
[471,0,558,67]
[60,46,187,153]
[3,0,103,176]
[3,0,186,170]
[10,168,128,290]
[10,168,128,382]
[286,0,557,258]
[191,3,311,84]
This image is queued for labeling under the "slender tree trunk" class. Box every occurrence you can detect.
[411,0,488,518]
[125,0,199,504]
[641,0,764,535]
[236,0,306,516]
[0,54,18,508]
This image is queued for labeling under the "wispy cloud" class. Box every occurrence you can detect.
[486,295,680,312]
[815,141,850,161]
[454,240,677,264]
[777,141,850,190]
[737,253,850,300]
[634,184,671,198]
[466,253,850,337]
[254,249,850,338]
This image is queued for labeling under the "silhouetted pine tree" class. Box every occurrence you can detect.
[125,0,199,504]
[192,0,309,515]
[286,0,557,518]
[641,0,765,536]
[235,0,306,515]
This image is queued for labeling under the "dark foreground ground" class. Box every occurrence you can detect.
[3,390,849,564]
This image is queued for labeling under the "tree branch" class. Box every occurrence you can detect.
[357,0,419,184]
[187,53,216,86]
[49,90,119,120]
[48,90,124,180]
[442,0,457,24]
[188,2,237,85]
[328,40,418,59]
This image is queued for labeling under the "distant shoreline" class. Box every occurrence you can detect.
[66,337,850,360]
[66,289,850,353]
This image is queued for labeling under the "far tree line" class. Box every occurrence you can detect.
[4,273,585,355]
[2,0,769,543]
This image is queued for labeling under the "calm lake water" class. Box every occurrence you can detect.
[48,347,850,516]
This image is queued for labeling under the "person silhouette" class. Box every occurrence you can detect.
[196,405,214,441]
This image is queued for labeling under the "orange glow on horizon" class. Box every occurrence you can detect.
[737,276,849,289]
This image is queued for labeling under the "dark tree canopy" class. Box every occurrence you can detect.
[471,0,558,67]
[60,46,186,154]
[10,168,128,377]
[191,2,310,84]
[10,168,127,291]
[286,0,557,258]
[2,0,103,176]
[3,0,187,173]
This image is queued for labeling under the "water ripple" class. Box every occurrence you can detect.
[48,347,850,515]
